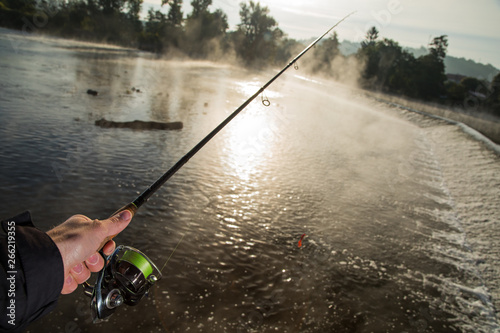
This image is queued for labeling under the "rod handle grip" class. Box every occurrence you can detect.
[110,202,138,218]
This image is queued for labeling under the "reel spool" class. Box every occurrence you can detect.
[84,245,162,323]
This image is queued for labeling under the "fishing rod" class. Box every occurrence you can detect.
[84,11,355,323]
[114,10,355,217]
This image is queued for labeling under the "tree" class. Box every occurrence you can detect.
[126,0,143,22]
[184,1,228,57]
[361,26,379,48]
[0,0,36,29]
[356,29,421,97]
[144,7,168,34]
[234,1,282,65]
[414,54,446,100]
[139,8,168,52]
[3,0,35,11]
[311,31,340,75]
[167,0,183,27]
[274,37,303,65]
[161,0,183,47]
[486,73,500,116]
[445,81,466,106]
[460,77,488,95]
[429,35,448,61]
[98,0,126,15]
[412,36,448,100]
[190,0,211,18]
[490,73,500,100]
[208,8,228,37]
[384,43,417,96]
[357,27,385,84]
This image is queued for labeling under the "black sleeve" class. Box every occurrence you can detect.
[0,211,64,332]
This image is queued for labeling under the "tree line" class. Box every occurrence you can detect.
[0,0,296,63]
[357,27,500,116]
[1,0,499,115]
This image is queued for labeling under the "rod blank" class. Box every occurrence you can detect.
[128,12,356,212]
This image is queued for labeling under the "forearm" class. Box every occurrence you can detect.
[0,212,64,332]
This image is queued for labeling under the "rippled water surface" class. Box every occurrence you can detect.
[1,29,499,332]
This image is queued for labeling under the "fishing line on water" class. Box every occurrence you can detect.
[160,234,185,273]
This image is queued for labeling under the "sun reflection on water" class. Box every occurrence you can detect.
[223,81,283,183]
[225,111,272,181]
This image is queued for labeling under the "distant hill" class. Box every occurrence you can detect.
[443,57,498,81]
[403,45,499,81]
[337,40,499,82]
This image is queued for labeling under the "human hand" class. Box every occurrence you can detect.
[47,210,133,294]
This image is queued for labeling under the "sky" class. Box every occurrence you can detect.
[142,0,500,69]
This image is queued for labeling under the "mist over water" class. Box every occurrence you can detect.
[1,29,499,332]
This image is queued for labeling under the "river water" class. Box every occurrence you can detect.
[1,28,499,333]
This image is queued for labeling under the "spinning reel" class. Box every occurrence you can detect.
[84,245,162,322]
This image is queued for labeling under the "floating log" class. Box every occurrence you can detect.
[95,118,183,130]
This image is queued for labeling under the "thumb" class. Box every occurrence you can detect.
[102,209,133,239]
